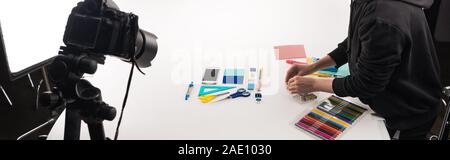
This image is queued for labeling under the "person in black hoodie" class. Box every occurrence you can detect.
[285,0,443,140]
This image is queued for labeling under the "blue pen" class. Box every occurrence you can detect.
[185,81,194,100]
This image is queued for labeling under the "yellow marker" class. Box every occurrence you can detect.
[308,73,333,78]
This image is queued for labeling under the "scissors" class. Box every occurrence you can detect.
[216,88,251,102]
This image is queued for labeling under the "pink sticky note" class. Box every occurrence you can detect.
[274,45,307,60]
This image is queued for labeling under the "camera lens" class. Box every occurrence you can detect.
[134,29,158,68]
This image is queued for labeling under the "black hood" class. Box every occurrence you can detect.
[398,0,434,8]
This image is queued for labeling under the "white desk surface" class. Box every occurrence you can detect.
[47,62,390,140]
[47,0,390,140]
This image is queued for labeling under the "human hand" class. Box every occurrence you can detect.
[287,76,317,94]
[285,64,314,84]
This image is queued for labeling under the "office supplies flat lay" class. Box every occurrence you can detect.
[185,81,194,100]
[274,45,307,60]
[295,95,368,140]
[223,69,245,84]
[198,85,236,96]
[216,88,251,102]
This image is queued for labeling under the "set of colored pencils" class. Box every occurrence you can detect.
[296,95,368,140]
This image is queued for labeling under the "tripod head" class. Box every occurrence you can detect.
[40,47,116,140]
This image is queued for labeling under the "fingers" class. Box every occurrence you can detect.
[285,64,312,83]
[285,65,305,84]
[287,76,298,86]
[298,70,307,76]
[285,66,298,84]
[287,85,299,93]
[287,76,300,93]
[285,73,293,84]
[286,76,316,94]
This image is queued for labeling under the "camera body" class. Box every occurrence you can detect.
[63,0,157,68]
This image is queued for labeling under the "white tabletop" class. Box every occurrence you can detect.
[47,0,390,140]
[47,61,390,140]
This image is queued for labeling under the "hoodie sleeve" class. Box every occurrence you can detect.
[328,38,349,68]
[332,19,405,99]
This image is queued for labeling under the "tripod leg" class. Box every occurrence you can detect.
[64,108,81,140]
[87,122,106,140]
[443,113,450,140]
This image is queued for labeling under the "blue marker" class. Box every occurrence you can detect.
[185,81,194,100]
[321,67,338,72]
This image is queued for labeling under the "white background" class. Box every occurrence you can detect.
[1,0,349,73]
[1,0,387,140]
[0,0,81,72]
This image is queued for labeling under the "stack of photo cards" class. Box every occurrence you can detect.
[274,44,307,60]
[292,93,318,103]
[295,95,368,140]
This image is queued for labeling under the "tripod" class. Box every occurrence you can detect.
[440,87,450,140]
[40,47,116,140]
